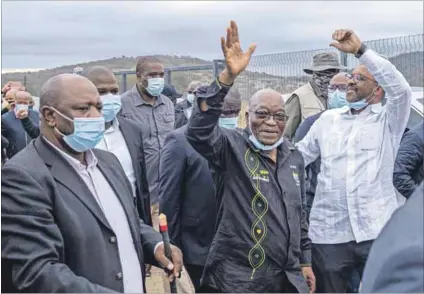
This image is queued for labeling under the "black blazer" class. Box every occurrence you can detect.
[159,125,216,267]
[117,116,152,226]
[1,137,162,293]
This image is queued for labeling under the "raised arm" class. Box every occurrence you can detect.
[186,20,256,168]
[330,29,412,139]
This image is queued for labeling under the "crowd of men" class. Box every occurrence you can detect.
[1,21,423,293]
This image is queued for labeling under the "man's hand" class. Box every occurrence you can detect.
[154,243,183,282]
[330,29,362,55]
[302,266,316,293]
[2,82,12,95]
[15,109,29,120]
[219,20,256,85]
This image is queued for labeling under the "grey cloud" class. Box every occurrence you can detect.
[1,1,423,69]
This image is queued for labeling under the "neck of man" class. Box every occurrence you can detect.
[105,121,113,130]
[43,128,87,165]
[136,83,156,106]
[264,148,278,163]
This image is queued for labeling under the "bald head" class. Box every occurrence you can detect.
[187,81,205,93]
[249,89,283,110]
[82,66,119,95]
[40,73,98,108]
[330,72,348,84]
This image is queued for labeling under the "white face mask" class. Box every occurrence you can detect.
[248,116,284,151]
[186,93,195,104]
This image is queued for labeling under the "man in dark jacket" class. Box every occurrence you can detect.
[186,21,313,293]
[159,89,242,291]
[361,183,424,293]
[1,90,39,158]
[1,73,183,293]
[174,81,205,129]
[393,121,424,198]
[162,84,182,105]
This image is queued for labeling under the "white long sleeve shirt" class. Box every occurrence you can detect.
[297,49,412,244]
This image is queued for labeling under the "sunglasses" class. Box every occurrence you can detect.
[345,73,378,84]
[251,111,288,122]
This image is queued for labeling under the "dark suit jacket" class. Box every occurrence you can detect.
[174,100,192,129]
[117,116,152,226]
[159,126,216,267]
[1,137,162,293]
[361,184,424,293]
[1,110,39,158]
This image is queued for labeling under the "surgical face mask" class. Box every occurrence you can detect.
[328,90,347,109]
[186,93,195,104]
[347,87,378,111]
[51,107,105,153]
[219,116,239,129]
[142,77,165,97]
[101,93,122,122]
[14,104,28,115]
[248,116,284,151]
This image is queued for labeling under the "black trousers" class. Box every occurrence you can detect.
[312,240,373,293]
[185,264,204,293]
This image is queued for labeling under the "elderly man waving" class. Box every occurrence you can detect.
[186,21,314,293]
[296,30,412,292]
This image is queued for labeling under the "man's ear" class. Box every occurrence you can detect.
[40,106,56,127]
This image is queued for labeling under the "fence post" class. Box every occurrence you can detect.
[164,68,172,85]
[213,59,226,79]
[339,52,348,69]
[121,73,127,93]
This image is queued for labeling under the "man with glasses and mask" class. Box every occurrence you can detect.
[296,29,412,293]
[186,21,314,293]
[159,87,242,292]
[1,73,183,293]
[284,52,346,139]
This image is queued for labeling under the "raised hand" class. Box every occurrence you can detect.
[15,108,29,120]
[330,29,362,55]
[220,21,256,82]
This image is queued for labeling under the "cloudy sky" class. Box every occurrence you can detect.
[1,1,423,70]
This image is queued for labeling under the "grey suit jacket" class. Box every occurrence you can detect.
[361,184,424,293]
[1,137,162,293]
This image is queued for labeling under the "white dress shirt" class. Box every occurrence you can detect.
[45,138,144,293]
[96,118,137,199]
[297,49,412,244]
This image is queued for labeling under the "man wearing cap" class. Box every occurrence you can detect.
[283,52,346,139]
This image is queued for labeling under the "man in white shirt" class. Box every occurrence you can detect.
[296,29,412,292]
[83,66,152,226]
[1,73,183,293]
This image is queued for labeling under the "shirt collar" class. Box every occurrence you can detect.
[132,84,164,107]
[340,103,383,115]
[43,136,98,172]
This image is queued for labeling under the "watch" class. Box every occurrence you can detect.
[355,43,368,59]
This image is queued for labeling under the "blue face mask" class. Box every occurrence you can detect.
[328,90,347,109]
[347,99,369,110]
[144,78,164,97]
[219,117,239,129]
[14,104,28,115]
[52,107,105,153]
[186,93,195,104]
[101,93,122,122]
[249,134,284,151]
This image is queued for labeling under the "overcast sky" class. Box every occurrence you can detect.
[1,1,423,70]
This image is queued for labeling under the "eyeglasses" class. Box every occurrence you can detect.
[328,84,348,92]
[345,73,377,84]
[251,111,288,122]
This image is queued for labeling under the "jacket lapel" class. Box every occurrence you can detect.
[96,157,142,252]
[34,137,113,231]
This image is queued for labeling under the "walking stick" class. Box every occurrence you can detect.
[159,214,178,293]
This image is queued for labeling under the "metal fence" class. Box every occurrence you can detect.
[114,34,423,100]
